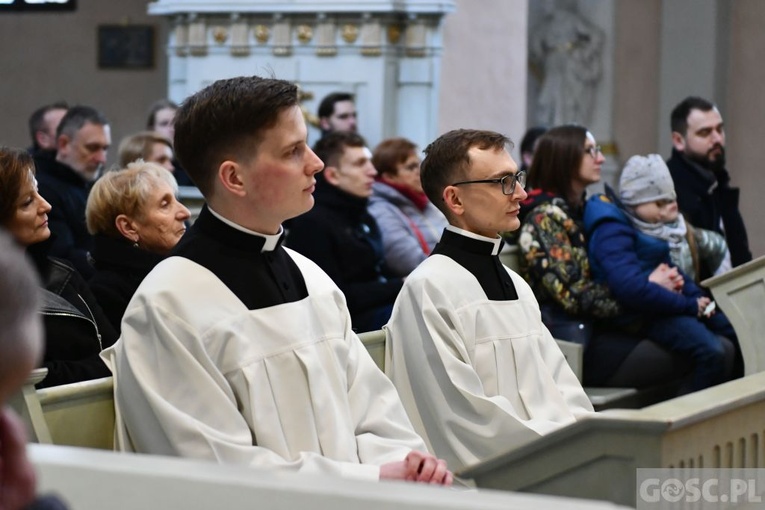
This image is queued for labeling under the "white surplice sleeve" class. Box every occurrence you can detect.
[385,257,592,472]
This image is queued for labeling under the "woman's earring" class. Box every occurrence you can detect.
[133,238,140,248]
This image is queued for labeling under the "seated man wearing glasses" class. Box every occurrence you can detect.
[385,129,593,472]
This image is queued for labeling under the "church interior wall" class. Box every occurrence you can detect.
[437,0,527,157]
[0,0,168,168]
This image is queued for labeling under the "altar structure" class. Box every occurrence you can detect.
[147,0,455,150]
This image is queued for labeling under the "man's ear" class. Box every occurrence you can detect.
[115,214,139,243]
[671,131,686,152]
[218,160,246,196]
[319,117,330,131]
[323,165,342,186]
[56,134,70,153]
[442,185,464,218]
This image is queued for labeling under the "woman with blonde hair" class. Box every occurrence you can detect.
[87,161,190,332]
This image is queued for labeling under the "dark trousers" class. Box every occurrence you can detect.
[643,312,736,391]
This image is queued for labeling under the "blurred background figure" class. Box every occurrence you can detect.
[287,131,402,333]
[0,146,117,388]
[118,131,175,172]
[146,99,194,186]
[368,137,446,277]
[86,161,189,333]
[27,101,69,161]
[0,228,69,510]
[519,126,548,173]
[317,92,357,137]
[34,105,111,278]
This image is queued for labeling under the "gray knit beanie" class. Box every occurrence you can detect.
[619,154,676,206]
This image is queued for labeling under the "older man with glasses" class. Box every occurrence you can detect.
[385,129,593,473]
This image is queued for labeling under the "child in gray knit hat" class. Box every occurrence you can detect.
[619,154,730,282]
[582,154,740,392]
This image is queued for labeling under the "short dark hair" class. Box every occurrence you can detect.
[146,99,179,130]
[312,130,367,170]
[0,147,36,225]
[670,96,716,136]
[420,129,511,217]
[173,76,299,197]
[57,105,109,140]
[372,137,417,178]
[28,101,69,148]
[527,125,588,205]
[317,92,354,119]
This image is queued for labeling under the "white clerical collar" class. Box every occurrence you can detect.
[445,225,502,255]
[208,206,283,252]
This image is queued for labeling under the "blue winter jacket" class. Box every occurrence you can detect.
[583,194,701,318]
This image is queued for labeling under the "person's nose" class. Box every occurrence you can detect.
[513,184,528,201]
[94,148,108,164]
[38,193,52,214]
[177,202,191,220]
[306,146,324,175]
[367,162,378,177]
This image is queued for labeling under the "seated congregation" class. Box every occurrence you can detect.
[2,79,756,509]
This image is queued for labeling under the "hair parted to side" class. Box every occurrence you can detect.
[670,96,716,136]
[0,147,36,226]
[118,131,173,168]
[173,75,299,197]
[28,101,69,147]
[317,92,354,118]
[57,105,109,140]
[0,227,42,378]
[312,131,367,171]
[372,137,417,178]
[86,161,179,238]
[146,99,179,130]
[420,129,512,217]
[527,125,588,206]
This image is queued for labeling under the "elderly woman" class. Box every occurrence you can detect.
[86,161,190,333]
[0,146,117,388]
[368,137,447,277]
[517,125,711,391]
[118,131,175,172]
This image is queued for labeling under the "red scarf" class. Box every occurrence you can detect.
[379,179,430,212]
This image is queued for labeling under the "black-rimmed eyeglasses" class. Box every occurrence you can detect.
[451,170,527,196]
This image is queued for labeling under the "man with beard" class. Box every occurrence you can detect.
[667,96,751,277]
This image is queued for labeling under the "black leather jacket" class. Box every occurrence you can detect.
[29,242,117,388]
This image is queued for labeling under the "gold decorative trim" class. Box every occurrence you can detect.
[212,26,228,45]
[254,24,270,44]
[361,47,382,57]
[341,24,359,44]
[387,24,402,45]
[601,142,619,156]
[405,48,426,58]
[296,24,313,44]
[316,47,337,57]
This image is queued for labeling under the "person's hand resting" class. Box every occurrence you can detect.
[649,263,684,292]
[379,450,452,486]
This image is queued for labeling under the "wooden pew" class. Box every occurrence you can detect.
[10,368,114,450]
[702,254,765,375]
[458,371,765,507]
[30,444,629,510]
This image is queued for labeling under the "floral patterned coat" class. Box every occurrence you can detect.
[518,189,620,318]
